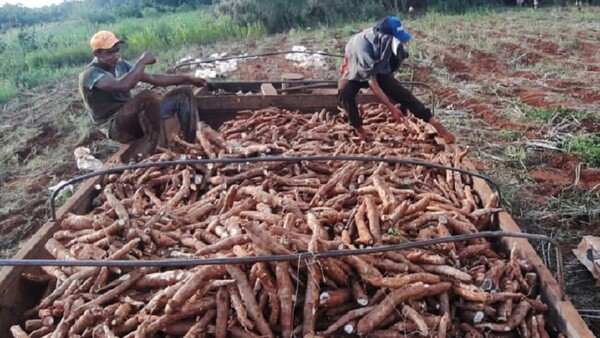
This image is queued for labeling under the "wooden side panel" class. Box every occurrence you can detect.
[197,93,377,129]
[0,146,129,336]
[209,80,337,92]
[470,173,594,338]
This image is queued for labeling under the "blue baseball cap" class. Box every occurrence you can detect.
[377,16,411,43]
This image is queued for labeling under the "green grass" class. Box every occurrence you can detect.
[559,40,579,51]
[524,107,561,122]
[522,58,575,80]
[561,133,600,166]
[0,9,267,103]
[0,153,20,179]
[571,110,600,123]
[521,106,598,124]
[0,79,19,102]
[547,187,600,212]
[498,130,525,141]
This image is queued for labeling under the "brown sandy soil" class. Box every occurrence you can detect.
[409,8,600,332]
[0,6,599,333]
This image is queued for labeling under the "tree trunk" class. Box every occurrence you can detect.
[400,0,408,12]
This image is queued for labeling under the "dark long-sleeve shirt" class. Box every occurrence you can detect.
[341,28,396,82]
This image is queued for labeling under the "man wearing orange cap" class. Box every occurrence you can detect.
[338,16,455,144]
[78,30,206,157]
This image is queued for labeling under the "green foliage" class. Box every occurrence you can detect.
[118,11,264,56]
[0,5,268,102]
[496,180,537,218]
[0,3,67,29]
[571,110,599,123]
[523,106,599,124]
[214,0,386,34]
[2,0,599,32]
[498,130,525,141]
[524,107,562,122]
[25,46,90,69]
[432,0,503,13]
[54,186,74,208]
[547,187,600,211]
[77,10,117,24]
[0,78,18,103]
[141,7,162,18]
[17,29,38,50]
[503,145,528,170]
[0,0,214,30]
[561,133,600,166]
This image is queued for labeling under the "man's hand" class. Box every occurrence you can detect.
[188,76,206,88]
[439,131,456,144]
[390,106,405,124]
[429,118,456,144]
[356,126,368,140]
[139,52,157,65]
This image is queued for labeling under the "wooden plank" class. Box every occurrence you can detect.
[197,93,377,129]
[311,88,339,95]
[209,80,337,92]
[260,83,278,95]
[197,93,376,113]
[468,164,594,338]
[0,145,130,336]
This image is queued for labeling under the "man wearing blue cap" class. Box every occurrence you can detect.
[338,16,455,143]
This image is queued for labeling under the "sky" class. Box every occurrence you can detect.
[0,0,65,8]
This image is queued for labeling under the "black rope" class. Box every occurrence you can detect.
[50,155,501,220]
[0,231,564,298]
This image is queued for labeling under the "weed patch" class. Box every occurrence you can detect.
[498,130,525,141]
[524,107,562,122]
[494,177,537,218]
[570,110,599,123]
[547,188,600,213]
[560,133,600,166]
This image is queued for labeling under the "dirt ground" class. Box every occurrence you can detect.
[0,6,599,334]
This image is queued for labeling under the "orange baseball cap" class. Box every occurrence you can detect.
[89,30,123,51]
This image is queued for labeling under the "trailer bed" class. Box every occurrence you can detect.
[0,89,593,337]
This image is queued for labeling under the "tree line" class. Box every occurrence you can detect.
[1,0,597,31]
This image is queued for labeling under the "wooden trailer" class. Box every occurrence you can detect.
[0,83,593,337]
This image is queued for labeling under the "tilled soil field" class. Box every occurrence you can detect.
[0,6,599,335]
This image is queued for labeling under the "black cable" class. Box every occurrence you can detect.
[50,155,501,220]
[0,231,564,298]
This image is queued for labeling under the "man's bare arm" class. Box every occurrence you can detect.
[367,77,404,123]
[94,52,157,92]
[140,73,205,88]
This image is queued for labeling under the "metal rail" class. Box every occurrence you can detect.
[277,82,338,94]
[173,50,417,94]
[173,51,414,79]
[205,79,435,115]
[49,155,501,220]
[274,79,433,115]
[0,231,564,299]
[173,50,345,71]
